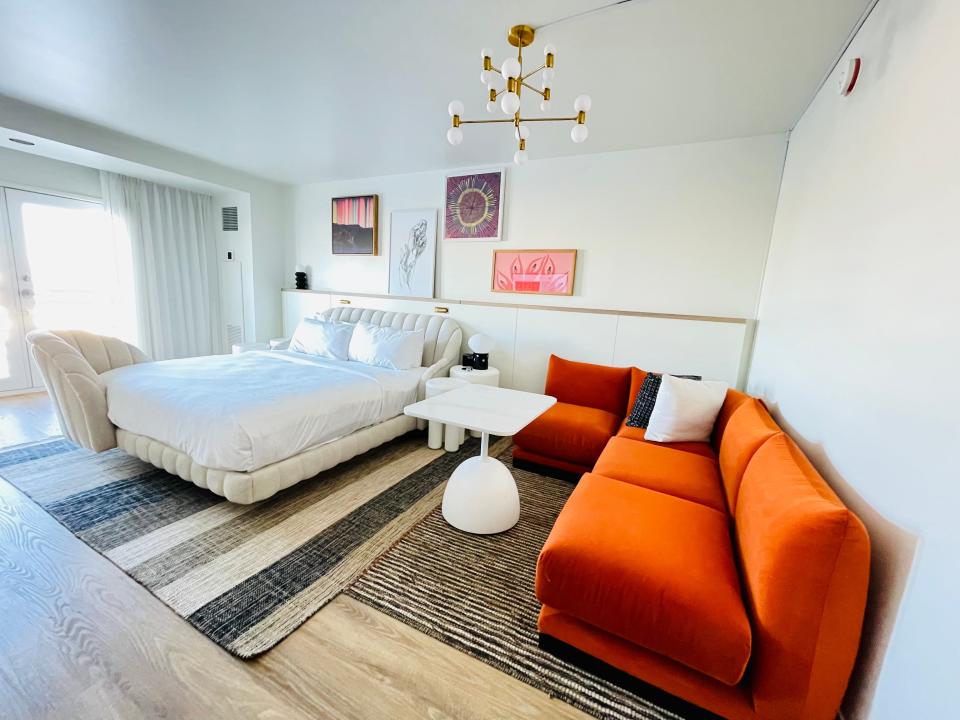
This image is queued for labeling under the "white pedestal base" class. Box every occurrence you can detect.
[441,451,520,534]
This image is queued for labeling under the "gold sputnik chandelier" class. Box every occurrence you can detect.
[446,24,592,165]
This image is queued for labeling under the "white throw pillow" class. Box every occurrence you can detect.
[288,318,354,360]
[645,374,728,443]
[348,322,425,370]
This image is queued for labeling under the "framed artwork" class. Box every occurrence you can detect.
[444,170,504,241]
[492,249,577,296]
[388,209,438,298]
[332,194,379,255]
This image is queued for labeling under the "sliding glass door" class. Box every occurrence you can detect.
[0,187,135,393]
[0,192,31,392]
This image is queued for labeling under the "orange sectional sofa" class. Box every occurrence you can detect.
[515,356,870,720]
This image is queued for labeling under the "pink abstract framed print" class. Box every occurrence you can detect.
[492,249,577,296]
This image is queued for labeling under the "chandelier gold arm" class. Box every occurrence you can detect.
[520,64,546,82]
[520,80,546,98]
[457,115,579,125]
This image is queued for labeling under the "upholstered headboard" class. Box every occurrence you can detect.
[320,307,463,370]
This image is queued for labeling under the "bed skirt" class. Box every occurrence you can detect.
[116,414,419,504]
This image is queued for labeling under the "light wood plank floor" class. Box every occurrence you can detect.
[0,393,591,720]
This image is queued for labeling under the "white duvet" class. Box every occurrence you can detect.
[101,350,424,472]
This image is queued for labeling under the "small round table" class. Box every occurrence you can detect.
[449,366,500,437]
[425,377,469,451]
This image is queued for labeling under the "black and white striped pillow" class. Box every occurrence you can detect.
[625,373,702,429]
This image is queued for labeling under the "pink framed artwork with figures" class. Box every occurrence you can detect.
[491,249,577,296]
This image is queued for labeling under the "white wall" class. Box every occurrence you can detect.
[747,1,959,717]
[290,134,787,319]
[282,289,750,393]
[0,147,101,198]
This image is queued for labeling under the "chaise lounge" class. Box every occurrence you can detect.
[516,356,870,720]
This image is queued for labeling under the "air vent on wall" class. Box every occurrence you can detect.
[221,206,239,231]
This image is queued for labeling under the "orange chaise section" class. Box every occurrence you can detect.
[513,355,630,474]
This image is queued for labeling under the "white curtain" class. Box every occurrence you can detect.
[101,171,223,359]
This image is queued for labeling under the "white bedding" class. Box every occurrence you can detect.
[101,350,424,472]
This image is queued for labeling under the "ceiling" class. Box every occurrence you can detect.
[0,0,871,185]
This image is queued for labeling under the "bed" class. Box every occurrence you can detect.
[26,307,462,503]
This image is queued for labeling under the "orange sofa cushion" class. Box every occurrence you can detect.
[513,402,620,468]
[735,434,870,720]
[616,422,717,460]
[536,473,752,685]
[543,355,632,417]
[718,398,781,511]
[594,437,727,512]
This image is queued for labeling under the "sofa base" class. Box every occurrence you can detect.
[116,414,419,504]
[538,606,756,720]
[538,633,723,720]
[512,447,590,482]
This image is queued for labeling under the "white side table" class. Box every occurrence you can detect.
[232,342,269,354]
[425,377,469,451]
[404,384,557,534]
[449,366,500,437]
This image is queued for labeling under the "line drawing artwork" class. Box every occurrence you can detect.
[389,209,437,298]
[399,218,428,291]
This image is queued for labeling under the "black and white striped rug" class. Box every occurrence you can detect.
[0,433,473,658]
[348,446,698,720]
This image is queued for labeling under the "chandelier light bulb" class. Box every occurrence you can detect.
[542,67,556,82]
[486,100,497,113]
[570,124,589,143]
[540,99,551,112]
[501,91,521,115]
[501,57,521,79]
[541,78,553,90]
[543,43,556,56]
[514,149,529,165]
[480,47,493,60]
[515,124,530,141]
[447,126,464,145]
[480,70,490,85]
[447,100,464,117]
[574,94,592,112]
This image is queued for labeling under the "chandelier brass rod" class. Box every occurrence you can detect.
[519,80,546,97]
[458,115,579,125]
[520,64,546,81]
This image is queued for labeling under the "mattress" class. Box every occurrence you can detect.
[101,350,424,472]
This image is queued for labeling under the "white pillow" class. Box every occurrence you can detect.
[288,318,354,360]
[348,322,425,370]
[645,375,728,443]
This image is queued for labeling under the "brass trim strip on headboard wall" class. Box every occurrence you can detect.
[283,288,749,325]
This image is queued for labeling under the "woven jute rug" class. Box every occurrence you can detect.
[0,432,483,658]
[347,445,703,720]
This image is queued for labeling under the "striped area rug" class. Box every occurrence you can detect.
[347,445,697,720]
[0,432,483,658]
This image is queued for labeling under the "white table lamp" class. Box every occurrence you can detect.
[468,333,494,354]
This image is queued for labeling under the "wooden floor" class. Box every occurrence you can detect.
[0,393,590,720]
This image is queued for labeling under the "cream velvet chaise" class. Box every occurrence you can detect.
[26,309,462,504]
[26,329,151,452]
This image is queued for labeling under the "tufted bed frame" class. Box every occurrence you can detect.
[26,307,462,504]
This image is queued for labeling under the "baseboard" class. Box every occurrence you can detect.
[538,633,724,720]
